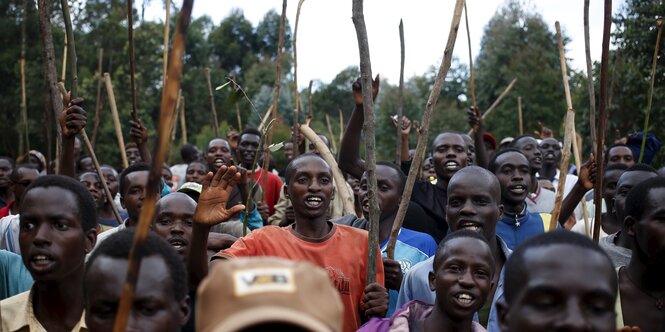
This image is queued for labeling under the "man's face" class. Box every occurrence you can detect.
[78,157,94,173]
[513,137,542,173]
[494,152,531,205]
[498,244,616,332]
[11,168,39,206]
[421,157,436,181]
[431,133,468,181]
[19,187,95,282]
[0,159,13,189]
[359,165,401,221]
[283,142,294,161]
[80,173,105,209]
[152,194,196,260]
[85,255,189,332]
[121,170,150,221]
[346,176,360,198]
[629,187,665,264]
[308,135,330,155]
[237,133,261,167]
[601,169,624,213]
[162,167,174,189]
[126,147,142,165]
[607,146,635,167]
[185,163,207,184]
[207,139,233,171]
[285,157,334,220]
[429,238,494,321]
[101,167,119,198]
[539,138,561,168]
[447,174,502,240]
[614,171,658,222]
[461,134,475,165]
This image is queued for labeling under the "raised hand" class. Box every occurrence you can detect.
[467,106,481,131]
[534,121,554,139]
[352,74,380,105]
[194,165,246,227]
[59,95,86,137]
[578,153,597,190]
[391,115,411,136]
[129,119,148,145]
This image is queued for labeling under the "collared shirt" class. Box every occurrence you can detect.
[0,290,87,331]
[0,215,21,254]
[396,236,512,330]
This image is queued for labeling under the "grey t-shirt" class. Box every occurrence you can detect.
[599,232,632,268]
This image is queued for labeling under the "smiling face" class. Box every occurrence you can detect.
[359,165,402,221]
[206,139,233,171]
[494,152,531,206]
[85,255,189,332]
[126,147,142,165]
[285,156,334,220]
[429,237,494,321]
[19,187,95,282]
[498,244,616,332]
[614,171,658,223]
[447,171,502,240]
[538,138,561,168]
[80,172,105,209]
[237,133,261,168]
[512,137,542,173]
[185,162,208,184]
[431,133,468,181]
[152,193,196,260]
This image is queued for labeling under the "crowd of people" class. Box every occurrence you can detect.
[0,76,663,332]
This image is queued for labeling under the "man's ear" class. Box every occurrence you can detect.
[498,204,504,216]
[179,295,191,326]
[428,270,436,292]
[120,195,126,209]
[496,300,511,332]
[625,215,637,236]
[84,228,97,254]
[283,185,290,199]
[330,185,335,202]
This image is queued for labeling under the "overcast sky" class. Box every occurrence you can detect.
[142,0,624,90]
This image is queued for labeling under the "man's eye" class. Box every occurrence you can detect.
[55,222,69,231]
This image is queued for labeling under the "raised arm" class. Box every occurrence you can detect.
[129,119,151,164]
[338,75,379,179]
[58,96,86,177]
[557,154,596,226]
[188,165,246,290]
[467,106,489,169]
[391,115,412,162]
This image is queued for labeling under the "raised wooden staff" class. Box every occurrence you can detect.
[113,0,194,330]
[464,2,477,114]
[465,78,517,135]
[104,73,128,168]
[292,0,305,157]
[395,19,405,164]
[386,0,465,260]
[91,48,104,149]
[638,17,663,163]
[584,0,597,148]
[127,0,139,123]
[593,0,612,243]
[204,67,219,137]
[162,0,170,89]
[518,96,523,135]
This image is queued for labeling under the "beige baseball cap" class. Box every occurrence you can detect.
[197,257,344,332]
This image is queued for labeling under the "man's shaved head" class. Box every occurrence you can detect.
[448,166,501,202]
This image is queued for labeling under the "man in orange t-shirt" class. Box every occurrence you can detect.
[188,154,387,332]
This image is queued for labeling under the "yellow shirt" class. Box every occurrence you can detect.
[0,290,87,332]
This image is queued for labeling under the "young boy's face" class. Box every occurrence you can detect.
[493,152,530,205]
[121,170,149,221]
[429,237,494,320]
[285,156,333,220]
[85,255,189,332]
[19,187,95,282]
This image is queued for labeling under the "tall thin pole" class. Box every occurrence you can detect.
[204,67,219,137]
[292,0,305,158]
[395,19,405,164]
[91,48,104,148]
[162,0,171,89]
[104,73,129,168]
[584,0,597,148]
[638,18,663,163]
[127,0,139,122]
[518,96,523,135]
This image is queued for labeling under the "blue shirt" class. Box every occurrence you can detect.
[396,236,512,331]
[496,209,555,250]
[381,228,437,316]
[0,250,33,300]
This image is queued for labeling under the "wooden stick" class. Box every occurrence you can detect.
[386,0,465,260]
[127,0,139,123]
[162,0,170,89]
[292,0,304,157]
[638,17,663,163]
[168,91,182,165]
[236,104,243,132]
[518,96,523,135]
[257,105,273,133]
[325,113,337,152]
[180,96,187,145]
[113,0,194,330]
[593,0,612,243]
[104,73,129,168]
[584,0,597,149]
[307,79,313,124]
[464,2,477,110]
[20,0,29,155]
[204,67,219,137]
[396,19,405,164]
[300,123,354,215]
[60,34,67,82]
[550,21,576,231]
[352,0,380,284]
[37,0,63,174]
[572,131,591,237]
[466,78,517,135]
[91,48,104,149]
[338,109,344,146]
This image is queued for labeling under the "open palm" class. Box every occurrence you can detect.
[194,165,246,226]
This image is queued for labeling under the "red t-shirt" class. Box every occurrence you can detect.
[251,168,283,216]
[217,224,385,332]
[0,201,14,219]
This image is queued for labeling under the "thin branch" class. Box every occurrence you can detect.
[466,78,517,135]
[638,17,663,163]
[396,19,405,164]
[204,67,219,137]
[584,0,597,148]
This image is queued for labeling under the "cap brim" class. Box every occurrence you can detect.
[202,306,334,332]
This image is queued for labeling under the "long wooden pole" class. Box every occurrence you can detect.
[518,96,523,135]
[204,68,219,136]
[325,113,337,152]
[91,48,104,149]
[396,19,405,164]
[162,0,170,89]
[180,96,187,145]
[464,2,477,111]
[113,1,194,330]
[638,17,663,163]
[466,78,517,135]
[338,109,344,146]
[292,0,305,157]
[352,0,380,284]
[593,0,612,243]
[307,79,313,124]
[20,0,29,155]
[584,0,597,149]
[60,34,67,82]
[386,0,465,260]
[127,0,139,123]
[104,73,129,168]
